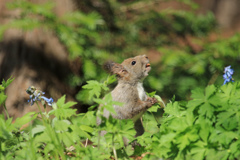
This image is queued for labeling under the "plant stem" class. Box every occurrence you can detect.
[3,104,9,119]
[112,133,118,160]
[85,138,88,147]
[36,102,45,122]
[98,131,101,150]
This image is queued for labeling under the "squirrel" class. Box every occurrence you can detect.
[97,55,158,143]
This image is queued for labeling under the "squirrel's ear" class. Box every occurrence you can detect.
[103,61,128,77]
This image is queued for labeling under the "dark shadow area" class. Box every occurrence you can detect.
[0,39,72,81]
[0,38,88,118]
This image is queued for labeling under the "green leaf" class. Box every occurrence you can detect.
[62,101,77,109]
[0,92,7,105]
[52,118,71,132]
[125,145,134,156]
[83,80,108,99]
[83,60,97,79]
[56,95,66,107]
[50,95,77,119]
[205,85,216,99]
[198,102,214,119]
[185,110,195,126]
[13,112,37,128]
[80,125,94,133]
[148,104,160,112]
[1,77,14,88]
[49,107,77,120]
[31,125,45,137]
[0,85,5,92]
[159,132,177,144]
[70,124,91,139]
[229,140,240,156]
[216,109,237,130]
[210,129,238,146]
[164,102,183,117]
[176,130,199,151]
[168,117,188,132]
[206,149,229,160]
[198,122,210,142]
[190,146,206,160]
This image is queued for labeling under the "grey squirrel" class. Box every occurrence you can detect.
[97,55,158,141]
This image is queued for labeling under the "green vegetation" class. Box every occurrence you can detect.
[1,76,240,159]
[0,0,240,159]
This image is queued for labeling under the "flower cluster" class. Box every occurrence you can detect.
[26,86,54,106]
[223,65,234,85]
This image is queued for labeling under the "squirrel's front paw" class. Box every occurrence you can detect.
[146,97,158,107]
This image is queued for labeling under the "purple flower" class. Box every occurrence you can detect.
[223,65,234,85]
[26,86,54,106]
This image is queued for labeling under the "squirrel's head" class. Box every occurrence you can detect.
[121,55,151,80]
[103,55,151,82]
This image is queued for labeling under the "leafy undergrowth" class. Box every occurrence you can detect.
[1,76,240,160]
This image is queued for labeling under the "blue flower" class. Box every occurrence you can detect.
[26,86,54,106]
[223,65,234,85]
[41,96,54,106]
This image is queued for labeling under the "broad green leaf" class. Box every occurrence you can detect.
[103,104,116,115]
[80,125,94,133]
[199,122,210,142]
[198,102,214,119]
[70,124,91,139]
[190,147,206,160]
[58,132,74,147]
[62,101,77,109]
[206,149,229,160]
[205,85,216,99]
[176,130,199,151]
[164,102,183,117]
[229,140,240,156]
[52,118,71,132]
[125,145,134,156]
[50,95,77,119]
[168,117,189,132]
[210,129,238,146]
[83,60,97,79]
[159,133,177,144]
[48,107,77,119]
[43,143,55,157]
[216,109,236,128]
[144,120,159,134]
[191,87,205,100]
[185,110,195,125]
[83,80,108,99]
[56,95,66,107]
[13,112,37,128]
[0,116,13,138]
[31,125,45,137]
[147,103,160,112]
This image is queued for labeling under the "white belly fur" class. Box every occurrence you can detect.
[132,82,147,122]
[137,82,146,101]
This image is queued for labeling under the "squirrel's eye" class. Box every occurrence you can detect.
[131,61,136,65]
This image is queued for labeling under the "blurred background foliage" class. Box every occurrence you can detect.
[0,0,240,116]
